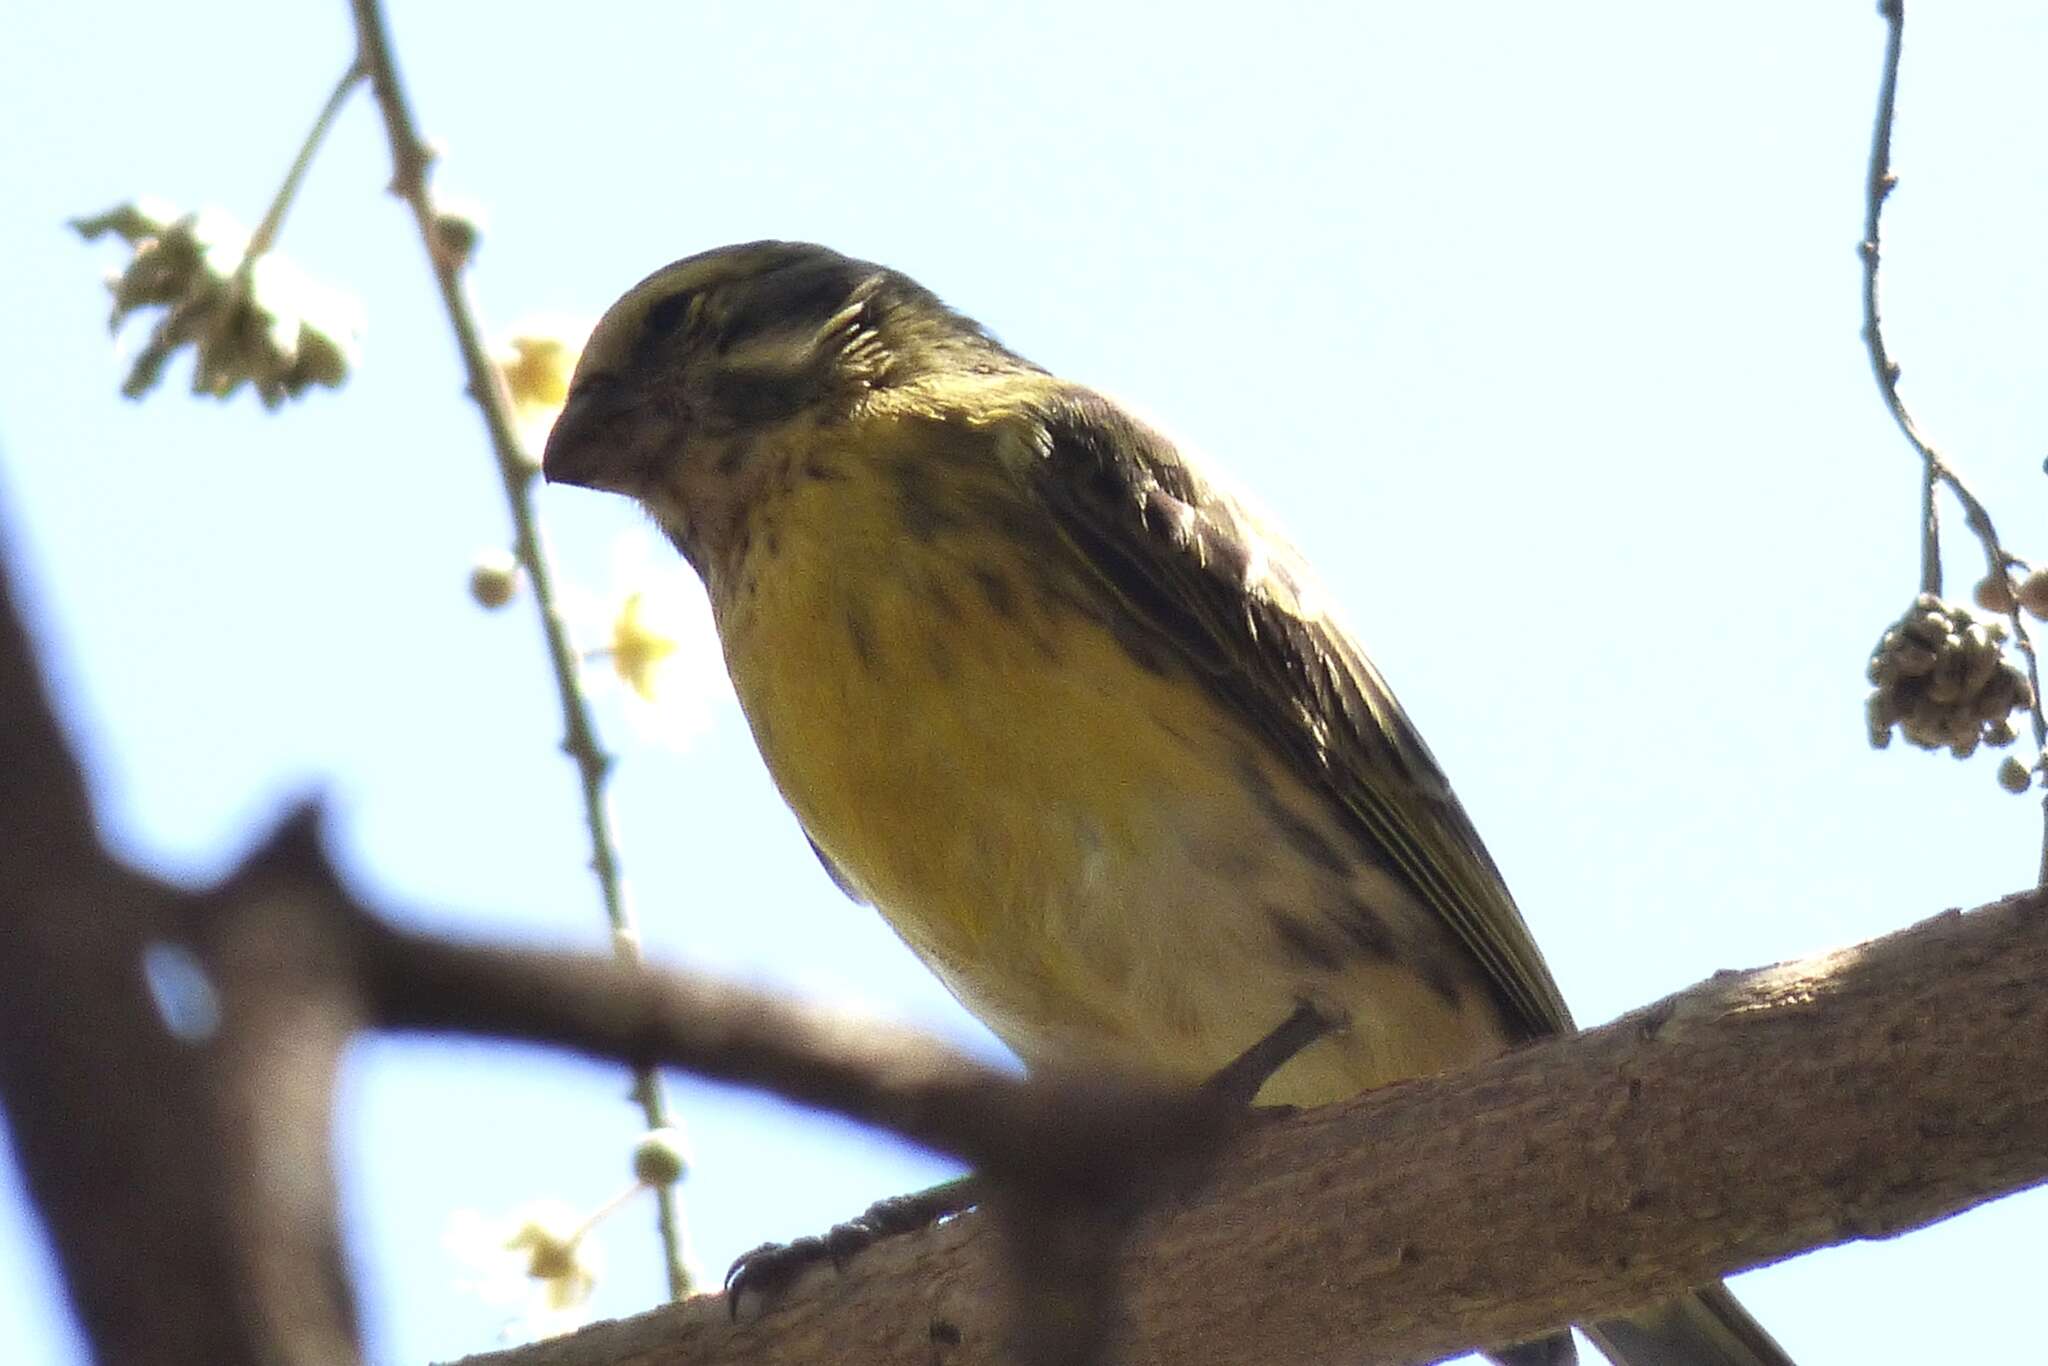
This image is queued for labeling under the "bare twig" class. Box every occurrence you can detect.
[1859,0,2048,880]
[245,59,366,261]
[344,0,693,1292]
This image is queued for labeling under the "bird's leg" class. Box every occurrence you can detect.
[1200,999,1336,1111]
[725,1001,1335,1315]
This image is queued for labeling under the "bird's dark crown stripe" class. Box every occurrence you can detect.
[642,288,697,340]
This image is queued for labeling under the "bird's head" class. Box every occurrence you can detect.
[542,242,1024,540]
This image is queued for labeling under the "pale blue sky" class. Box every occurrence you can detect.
[3,4,2045,1363]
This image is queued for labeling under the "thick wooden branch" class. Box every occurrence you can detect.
[458,892,2048,1366]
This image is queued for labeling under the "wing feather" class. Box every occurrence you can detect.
[1025,389,1573,1040]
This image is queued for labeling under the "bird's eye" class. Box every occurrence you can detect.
[643,289,697,338]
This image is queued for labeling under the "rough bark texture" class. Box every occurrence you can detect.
[458,893,2048,1366]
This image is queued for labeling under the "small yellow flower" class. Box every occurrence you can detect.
[610,590,679,701]
[506,1216,596,1304]
[445,1200,602,1343]
[498,325,585,410]
[569,531,733,747]
[495,321,590,458]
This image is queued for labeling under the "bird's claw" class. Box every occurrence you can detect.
[723,1214,892,1317]
[723,1183,981,1319]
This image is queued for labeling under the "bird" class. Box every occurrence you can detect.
[542,240,1796,1366]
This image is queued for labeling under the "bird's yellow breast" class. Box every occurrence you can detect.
[704,407,1511,1101]
[711,415,1233,1031]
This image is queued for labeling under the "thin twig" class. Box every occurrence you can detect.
[1860,0,2048,881]
[218,60,365,376]
[345,0,693,1295]
[246,60,366,261]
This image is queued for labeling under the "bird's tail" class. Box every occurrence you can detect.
[1583,1283,1796,1366]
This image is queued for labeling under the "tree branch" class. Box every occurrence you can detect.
[457,892,2048,1366]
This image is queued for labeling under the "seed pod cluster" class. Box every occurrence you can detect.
[1866,594,2032,758]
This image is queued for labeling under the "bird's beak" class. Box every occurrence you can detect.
[540,377,628,492]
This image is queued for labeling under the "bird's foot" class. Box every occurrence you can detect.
[724,1175,982,1317]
